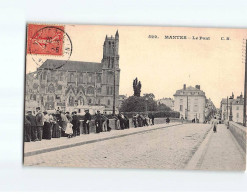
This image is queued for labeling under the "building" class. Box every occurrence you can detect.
[205,98,217,120]
[157,98,174,110]
[25,31,120,115]
[220,93,246,124]
[173,84,206,122]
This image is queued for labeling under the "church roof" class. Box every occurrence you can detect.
[39,59,102,72]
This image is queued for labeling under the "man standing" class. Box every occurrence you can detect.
[35,107,44,141]
[84,109,91,134]
[95,110,103,133]
[26,111,38,141]
[211,116,218,133]
[72,111,80,136]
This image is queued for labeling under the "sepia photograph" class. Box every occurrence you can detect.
[23,23,246,171]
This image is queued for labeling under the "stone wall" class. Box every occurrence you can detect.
[79,117,182,134]
[228,121,246,152]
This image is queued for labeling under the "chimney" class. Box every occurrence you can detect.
[195,85,200,90]
[183,84,186,90]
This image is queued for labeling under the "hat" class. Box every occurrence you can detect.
[97,110,100,113]
[85,109,89,112]
[36,107,40,110]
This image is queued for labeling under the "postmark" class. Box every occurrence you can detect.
[27,24,72,69]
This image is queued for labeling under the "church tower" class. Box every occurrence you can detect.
[102,30,119,69]
[101,30,120,113]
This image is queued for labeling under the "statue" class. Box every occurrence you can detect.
[133,77,141,97]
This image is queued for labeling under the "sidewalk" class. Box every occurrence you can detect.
[192,124,246,171]
[24,122,181,157]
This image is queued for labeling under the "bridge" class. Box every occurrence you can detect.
[24,121,246,171]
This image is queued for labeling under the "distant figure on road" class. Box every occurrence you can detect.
[181,116,184,124]
[166,117,170,124]
[211,117,218,133]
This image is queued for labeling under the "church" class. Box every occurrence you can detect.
[25,31,120,114]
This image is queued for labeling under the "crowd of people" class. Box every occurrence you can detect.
[24,107,156,142]
[24,107,89,142]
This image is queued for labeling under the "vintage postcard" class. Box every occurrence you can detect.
[24,23,246,171]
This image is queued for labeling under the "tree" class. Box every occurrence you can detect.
[119,95,157,112]
[133,77,141,97]
[157,103,172,111]
[143,93,155,100]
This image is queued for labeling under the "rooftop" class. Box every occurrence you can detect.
[38,59,102,72]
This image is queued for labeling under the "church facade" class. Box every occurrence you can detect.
[25,31,120,114]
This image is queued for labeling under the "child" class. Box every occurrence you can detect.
[65,122,73,138]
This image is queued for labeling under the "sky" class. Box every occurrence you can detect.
[26,24,246,108]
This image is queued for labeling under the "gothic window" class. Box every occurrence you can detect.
[87,73,93,83]
[97,88,102,94]
[47,72,51,82]
[88,99,92,104]
[78,96,84,106]
[87,86,94,95]
[96,74,102,83]
[107,86,109,95]
[42,71,47,80]
[68,73,75,82]
[180,105,183,111]
[78,73,83,84]
[48,83,55,93]
[59,72,63,81]
[107,72,113,83]
[98,99,101,105]
[33,83,38,89]
[33,94,36,101]
[68,96,74,106]
[108,99,111,105]
[57,85,62,91]
[110,86,113,95]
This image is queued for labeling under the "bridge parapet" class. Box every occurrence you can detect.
[228,121,246,152]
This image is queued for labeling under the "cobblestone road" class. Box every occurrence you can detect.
[24,124,212,169]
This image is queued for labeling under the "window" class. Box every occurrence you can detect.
[106,86,113,95]
[87,73,93,83]
[179,99,183,104]
[87,87,94,95]
[237,113,239,118]
[98,99,101,105]
[48,83,55,93]
[108,99,111,105]
[97,88,102,94]
[236,106,239,110]
[96,74,102,83]
[68,96,74,106]
[180,105,183,111]
[88,99,92,104]
[193,105,198,112]
[68,73,75,82]
[78,73,83,84]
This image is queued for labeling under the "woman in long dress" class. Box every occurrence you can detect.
[43,111,51,140]
[51,114,61,138]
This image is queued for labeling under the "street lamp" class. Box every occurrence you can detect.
[229,96,233,121]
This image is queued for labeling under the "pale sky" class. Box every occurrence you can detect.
[26,24,246,108]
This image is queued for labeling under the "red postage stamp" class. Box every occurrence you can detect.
[27,24,65,56]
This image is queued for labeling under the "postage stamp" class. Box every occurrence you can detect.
[27,24,65,56]
[26,24,72,68]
